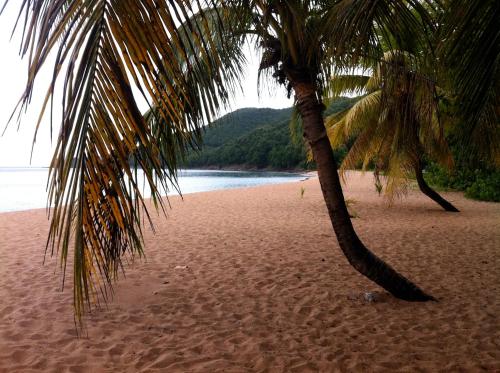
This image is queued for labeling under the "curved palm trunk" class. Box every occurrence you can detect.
[414,162,459,212]
[293,82,435,301]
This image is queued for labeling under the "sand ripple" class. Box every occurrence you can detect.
[1,172,499,372]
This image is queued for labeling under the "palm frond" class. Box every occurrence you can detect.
[327,116,347,149]
[327,74,371,98]
[325,91,381,151]
[342,90,381,138]
[439,0,500,166]
[6,0,243,324]
[321,0,434,69]
[441,1,499,126]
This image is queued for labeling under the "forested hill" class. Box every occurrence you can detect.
[184,97,357,170]
[200,107,293,147]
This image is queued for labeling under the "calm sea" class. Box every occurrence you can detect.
[0,168,307,213]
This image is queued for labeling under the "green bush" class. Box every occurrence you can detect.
[424,163,500,202]
[465,172,500,202]
[424,163,473,190]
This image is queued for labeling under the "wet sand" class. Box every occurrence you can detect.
[1,171,499,372]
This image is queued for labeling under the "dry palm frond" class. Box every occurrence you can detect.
[3,0,243,324]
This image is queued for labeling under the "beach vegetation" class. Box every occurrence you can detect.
[425,164,500,202]
[344,198,359,218]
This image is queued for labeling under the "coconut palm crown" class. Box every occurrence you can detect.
[327,50,459,211]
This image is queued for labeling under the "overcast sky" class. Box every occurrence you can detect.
[0,5,292,167]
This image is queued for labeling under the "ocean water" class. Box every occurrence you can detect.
[0,168,307,213]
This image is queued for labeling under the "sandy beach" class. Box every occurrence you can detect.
[1,171,499,372]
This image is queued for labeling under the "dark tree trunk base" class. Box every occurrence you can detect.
[415,164,459,212]
[342,236,437,302]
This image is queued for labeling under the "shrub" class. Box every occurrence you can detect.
[424,163,500,202]
[465,172,500,202]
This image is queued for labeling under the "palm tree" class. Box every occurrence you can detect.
[4,0,438,321]
[327,50,459,211]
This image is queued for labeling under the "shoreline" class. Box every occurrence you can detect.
[182,164,314,173]
[0,169,314,214]
[1,171,499,371]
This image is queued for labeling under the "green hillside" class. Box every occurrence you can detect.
[200,107,293,147]
[185,97,357,170]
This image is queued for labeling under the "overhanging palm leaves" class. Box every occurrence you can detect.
[440,0,500,166]
[3,0,244,322]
